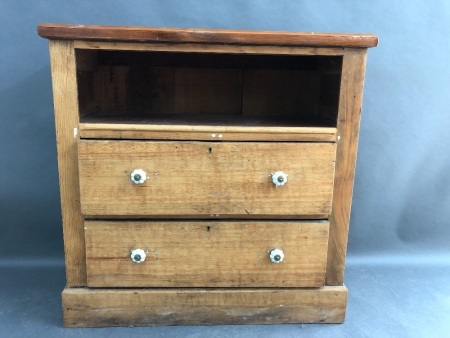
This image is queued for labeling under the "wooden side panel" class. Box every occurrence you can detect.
[48,41,86,286]
[85,220,329,287]
[326,48,367,285]
[318,56,342,124]
[75,49,97,116]
[78,141,336,217]
[62,286,348,327]
[76,71,96,116]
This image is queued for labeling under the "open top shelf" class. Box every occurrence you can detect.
[75,49,342,141]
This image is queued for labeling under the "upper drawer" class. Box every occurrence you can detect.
[78,140,336,217]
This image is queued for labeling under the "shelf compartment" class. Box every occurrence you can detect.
[75,50,342,136]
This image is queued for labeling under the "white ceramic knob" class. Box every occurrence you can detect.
[271,171,288,187]
[269,248,284,263]
[130,249,146,263]
[130,169,147,184]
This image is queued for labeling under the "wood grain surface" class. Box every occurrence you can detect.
[326,48,367,285]
[41,24,376,327]
[62,286,348,326]
[85,220,329,287]
[78,140,336,217]
[38,23,378,48]
[74,40,346,56]
[79,121,337,142]
[48,40,86,286]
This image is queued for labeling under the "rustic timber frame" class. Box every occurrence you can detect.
[38,24,377,327]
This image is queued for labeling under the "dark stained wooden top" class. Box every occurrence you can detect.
[38,23,378,48]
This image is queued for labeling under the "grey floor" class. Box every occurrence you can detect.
[1,255,449,338]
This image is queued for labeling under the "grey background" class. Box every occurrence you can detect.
[0,1,449,337]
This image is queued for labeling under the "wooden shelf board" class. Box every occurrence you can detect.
[79,114,337,142]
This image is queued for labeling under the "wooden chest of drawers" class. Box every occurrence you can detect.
[38,24,377,327]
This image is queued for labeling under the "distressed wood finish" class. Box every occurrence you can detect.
[62,286,348,327]
[85,220,330,287]
[74,40,346,56]
[326,49,367,285]
[78,122,337,142]
[38,23,378,48]
[40,24,377,327]
[48,40,86,286]
[78,141,336,217]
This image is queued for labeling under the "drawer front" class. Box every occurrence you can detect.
[78,140,336,217]
[85,220,329,287]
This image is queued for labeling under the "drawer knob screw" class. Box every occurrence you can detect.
[130,249,146,263]
[269,248,285,263]
[130,169,147,184]
[271,171,288,187]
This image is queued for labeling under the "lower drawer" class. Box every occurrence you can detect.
[85,220,329,288]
